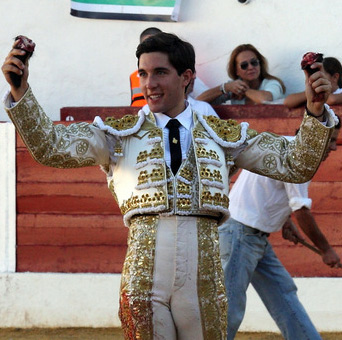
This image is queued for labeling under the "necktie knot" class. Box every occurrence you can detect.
[166,119,181,129]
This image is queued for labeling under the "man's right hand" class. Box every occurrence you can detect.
[1,39,30,102]
[322,247,342,268]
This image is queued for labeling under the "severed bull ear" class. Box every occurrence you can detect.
[9,35,35,88]
[301,52,323,76]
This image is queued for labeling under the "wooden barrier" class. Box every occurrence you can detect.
[15,104,342,276]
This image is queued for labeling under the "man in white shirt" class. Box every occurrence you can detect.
[219,120,341,340]
[2,32,337,340]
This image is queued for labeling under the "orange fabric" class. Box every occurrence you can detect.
[130,70,146,107]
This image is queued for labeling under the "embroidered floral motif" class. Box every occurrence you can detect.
[119,215,158,340]
[197,218,227,339]
[6,91,97,168]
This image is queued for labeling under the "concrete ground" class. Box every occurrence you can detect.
[0,329,341,339]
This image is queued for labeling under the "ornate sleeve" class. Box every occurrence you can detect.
[5,87,110,168]
[234,111,335,183]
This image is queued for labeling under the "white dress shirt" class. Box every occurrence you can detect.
[228,169,312,233]
[143,100,218,169]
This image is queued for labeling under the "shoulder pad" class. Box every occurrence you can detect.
[93,110,146,137]
[196,114,249,148]
[204,115,242,142]
[104,115,140,130]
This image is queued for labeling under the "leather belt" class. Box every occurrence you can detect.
[244,225,270,237]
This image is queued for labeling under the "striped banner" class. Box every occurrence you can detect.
[70,0,182,22]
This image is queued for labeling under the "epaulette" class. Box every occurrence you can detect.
[104,115,140,130]
[93,109,146,137]
[196,113,249,148]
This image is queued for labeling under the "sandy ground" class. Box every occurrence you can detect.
[0,328,341,340]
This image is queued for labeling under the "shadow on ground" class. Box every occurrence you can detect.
[0,328,341,339]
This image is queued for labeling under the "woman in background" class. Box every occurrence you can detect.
[197,43,286,105]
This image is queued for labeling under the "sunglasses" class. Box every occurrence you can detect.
[239,58,260,70]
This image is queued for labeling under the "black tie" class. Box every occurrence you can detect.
[166,119,182,175]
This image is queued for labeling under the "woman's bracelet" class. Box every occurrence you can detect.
[220,82,228,94]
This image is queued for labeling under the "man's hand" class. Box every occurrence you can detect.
[321,247,342,268]
[304,62,332,119]
[282,217,305,244]
[1,39,30,102]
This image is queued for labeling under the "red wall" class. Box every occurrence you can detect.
[15,104,342,276]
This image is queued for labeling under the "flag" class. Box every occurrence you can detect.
[70,0,182,22]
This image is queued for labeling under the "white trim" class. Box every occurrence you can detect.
[0,273,122,328]
[196,112,250,148]
[0,274,341,331]
[0,123,16,273]
[93,109,146,137]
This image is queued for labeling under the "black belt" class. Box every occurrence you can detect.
[244,225,270,237]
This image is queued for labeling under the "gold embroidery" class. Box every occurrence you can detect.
[248,115,332,183]
[137,167,165,185]
[177,182,191,195]
[196,147,220,161]
[179,166,193,182]
[136,146,164,164]
[148,128,162,139]
[104,115,140,130]
[5,90,98,168]
[204,116,242,142]
[201,191,229,209]
[176,198,192,210]
[247,127,258,139]
[119,215,158,339]
[200,167,223,183]
[193,129,207,139]
[137,150,148,164]
[197,218,227,339]
[121,192,166,215]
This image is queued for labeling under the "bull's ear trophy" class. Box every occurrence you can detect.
[9,35,35,88]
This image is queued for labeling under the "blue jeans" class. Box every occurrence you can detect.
[218,218,322,340]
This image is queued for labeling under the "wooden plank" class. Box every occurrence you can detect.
[16,150,105,183]
[269,213,342,246]
[17,182,119,214]
[272,245,342,277]
[17,227,128,246]
[17,213,124,229]
[309,182,342,211]
[17,214,127,246]
[16,245,127,273]
[312,150,342,182]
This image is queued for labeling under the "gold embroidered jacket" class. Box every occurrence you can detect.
[5,87,336,226]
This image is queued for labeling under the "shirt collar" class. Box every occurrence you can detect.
[154,100,192,130]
